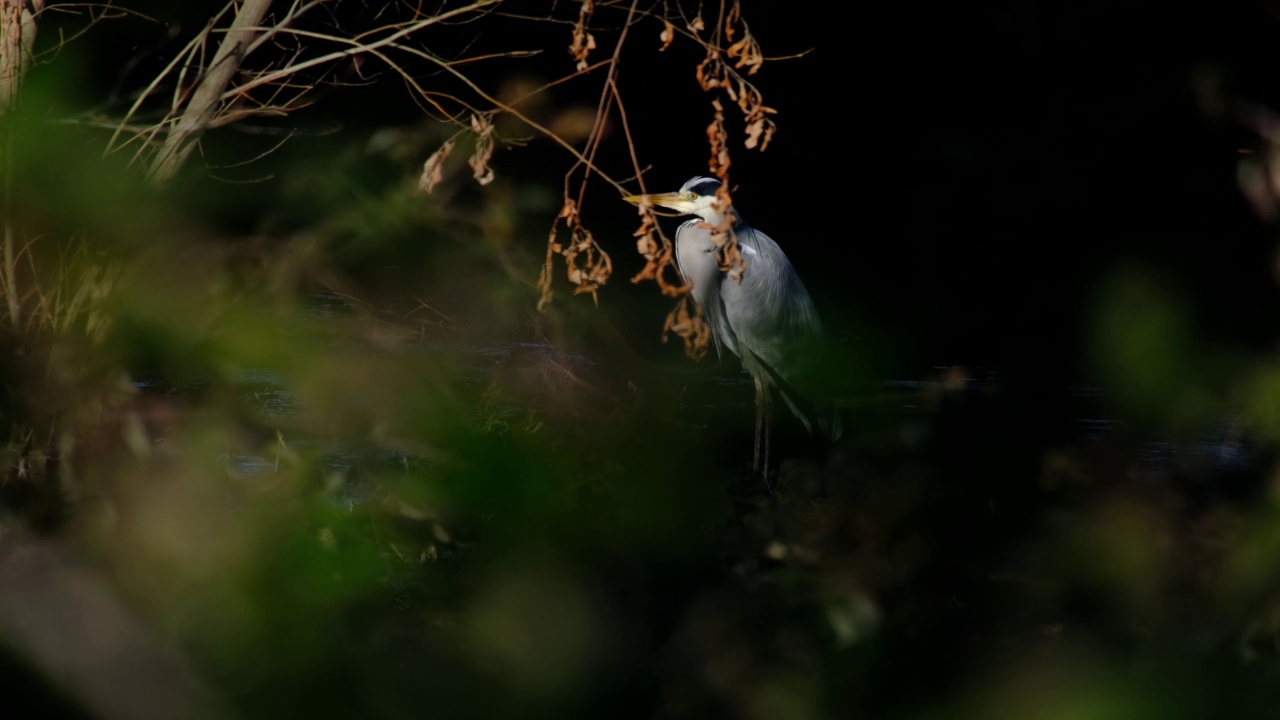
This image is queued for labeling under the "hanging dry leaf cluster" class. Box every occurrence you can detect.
[694,19,777,151]
[658,20,676,52]
[724,2,764,76]
[706,97,733,178]
[536,0,786,364]
[664,295,712,361]
[701,99,746,282]
[627,199,687,297]
[419,113,497,193]
[537,198,612,310]
[569,0,597,72]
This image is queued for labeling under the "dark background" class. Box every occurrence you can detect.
[491,0,1280,402]
[765,0,1275,380]
[588,0,1280,385]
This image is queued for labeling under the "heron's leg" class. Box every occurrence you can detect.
[751,372,776,486]
[752,372,765,473]
[763,393,772,481]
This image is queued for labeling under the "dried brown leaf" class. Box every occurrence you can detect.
[662,296,711,361]
[659,20,675,51]
[744,119,763,150]
[725,1,742,41]
[569,1,597,71]
[558,199,578,220]
[706,98,731,178]
[418,139,454,194]
[696,50,722,91]
[726,33,764,75]
[558,221,613,308]
[468,113,495,185]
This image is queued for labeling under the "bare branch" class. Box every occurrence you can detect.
[219,0,502,103]
[146,0,273,183]
[388,39,627,190]
[241,0,330,58]
[104,4,226,157]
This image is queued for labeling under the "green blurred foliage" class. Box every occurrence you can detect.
[1091,265,1215,431]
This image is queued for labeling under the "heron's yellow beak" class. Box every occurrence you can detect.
[622,192,685,211]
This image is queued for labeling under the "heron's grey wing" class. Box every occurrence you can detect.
[721,226,840,439]
[674,219,735,358]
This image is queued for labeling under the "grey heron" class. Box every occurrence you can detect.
[623,176,840,475]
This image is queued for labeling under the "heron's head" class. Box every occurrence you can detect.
[622,176,730,224]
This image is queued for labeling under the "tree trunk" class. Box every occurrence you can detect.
[146,0,273,184]
[0,0,36,326]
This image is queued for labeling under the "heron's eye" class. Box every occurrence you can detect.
[685,192,697,201]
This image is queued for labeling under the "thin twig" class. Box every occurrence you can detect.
[218,0,501,103]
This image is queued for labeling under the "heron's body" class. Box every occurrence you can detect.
[626,176,839,472]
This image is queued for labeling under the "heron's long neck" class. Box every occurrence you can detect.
[698,206,742,229]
